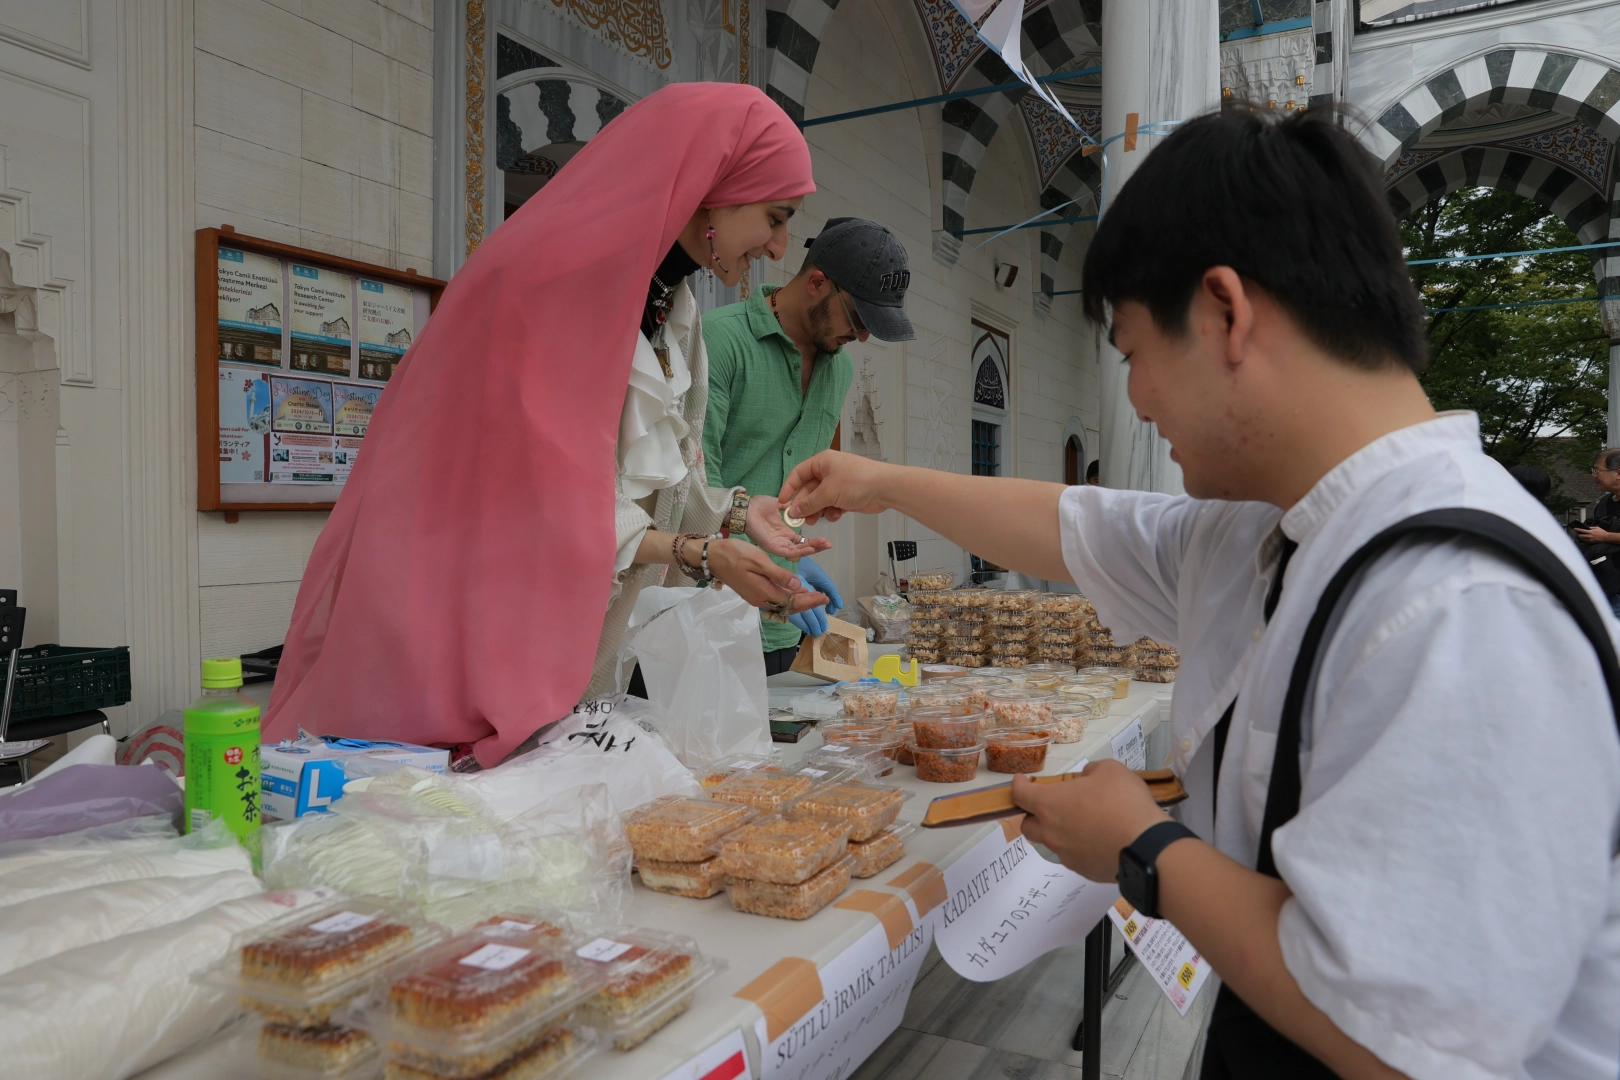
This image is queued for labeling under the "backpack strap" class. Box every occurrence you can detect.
[1255,508,1620,877]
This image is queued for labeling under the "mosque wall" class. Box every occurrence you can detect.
[190,0,437,663]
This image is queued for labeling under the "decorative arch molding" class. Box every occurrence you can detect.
[1358,47,1620,172]
[762,0,841,124]
[1387,144,1608,242]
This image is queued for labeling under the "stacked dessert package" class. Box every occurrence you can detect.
[200,895,445,1079]
[625,796,759,900]
[1127,637,1180,683]
[981,590,1037,667]
[905,569,955,663]
[571,928,723,1050]
[1032,593,1093,665]
[944,588,991,668]
[783,781,910,878]
[718,815,856,919]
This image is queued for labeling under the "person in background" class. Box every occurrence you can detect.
[1085,459,1101,485]
[1574,448,1620,616]
[1507,462,1551,504]
[703,217,916,673]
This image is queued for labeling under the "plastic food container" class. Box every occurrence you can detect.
[1035,612,1088,629]
[907,588,953,609]
[789,693,846,724]
[784,781,906,841]
[716,815,852,884]
[1033,593,1084,613]
[987,610,1033,627]
[848,821,916,879]
[1132,666,1177,683]
[892,722,916,765]
[1075,666,1132,698]
[572,928,722,1050]
[909,569,955,591]
[696,752,782,790]
[1019,663,1072,690]
[237,1020,380,1080]
[989,642,1032,657]
[910,707,986,749]
[635,857,727,899]
[908,646,944,664]
[725,854,855,919]
[349,923,601,1080]
[910,742,985,783]
[984,687,1055,728]
[944,654,988,668]
[908,617,950,633]
[952,675,1013,710]
[990,590,1036,610]
[707,771,819,811]
[1056,682,1113,715]
[1047,702,1092,744]
[835,682,902,719]
[622,796,758,863]
[1089,646,1129,665]
[984,728,1055,773]
[1038,628,1084,644]
[819,725,905,774]
[201,896,441,1027]
[905,684,974,713]
[919,663,969,681]
[951,589,992,609]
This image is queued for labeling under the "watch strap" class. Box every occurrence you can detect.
[1125,821,1197,868]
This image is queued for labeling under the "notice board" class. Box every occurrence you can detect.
[196,226,445,514]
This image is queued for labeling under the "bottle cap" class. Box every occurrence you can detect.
[201,656,244,689]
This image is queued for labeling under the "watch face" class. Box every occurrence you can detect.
[1117,849,1153,915]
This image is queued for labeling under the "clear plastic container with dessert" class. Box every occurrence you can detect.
[908,569,955,591]
[787,759,870,788]
[983,687,1055,729]
[983,728,1056,773]
[226,1020,381,1080]
[725,854,855,919]
[943,654,988,668]
[835,681,902,719]
[904,684,975,713]
[198,896,444,1028]
[848,821,916,879]
[1020,662,1073,689]
[622,796,759,863]
[1075,665,1132,698]
[716,815,853,884]
[987,610,1034,627]
[571,928,723,1050]
[908,646,944,664]
[782,781,907,842]
[918,663,970,682]
[347,923,602,1080]
[989,642,1032,657]
[788,693,846,725]
[635,856,728,899]
[910,742,985,783]
[905,588,953,610]
[1088,646,1129,666]
[1035,611,1089,630]
[989,590,1036,610]
[819,724,905,776]
[696,751,784,790]
[891,721,916,765]
[1038,627,1085,644]
[1033,593,1085,613]
[951,589,993,609]
[706,771,820,812]
[909,706,987,749]
[1131,666,1178,683]
[952,674,1013,710]
[992,656,1030,668]
[908,616,950,635]
[1047,701,1093,744]
[1035,648,1081,665]
[1056,682,1114,718]
[989,625,1036,642]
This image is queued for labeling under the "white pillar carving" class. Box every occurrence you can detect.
[1097,0,1218,495]
[121,0,200,720]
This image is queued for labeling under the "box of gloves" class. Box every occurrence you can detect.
[260,734,448,819]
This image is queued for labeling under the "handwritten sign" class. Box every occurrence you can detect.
[746,920,931,1080]
[933,817,1119,982]
[1110,717,1146,770]
[659,1028,749,1080]
[1107,897,1210,1015]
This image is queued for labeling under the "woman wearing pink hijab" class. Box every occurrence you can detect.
[264,83,828,767]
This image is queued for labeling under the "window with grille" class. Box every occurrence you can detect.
[972,419,1000,476]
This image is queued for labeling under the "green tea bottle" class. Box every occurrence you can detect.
[183,657,261,867]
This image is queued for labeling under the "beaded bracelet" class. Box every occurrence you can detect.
[673,532,709,583]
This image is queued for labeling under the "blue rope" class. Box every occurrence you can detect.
[1425,295,1597,314]
[800,65,1102,128]
[1407,240,1620,266]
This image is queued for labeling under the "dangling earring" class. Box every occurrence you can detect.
[706,222,724,279]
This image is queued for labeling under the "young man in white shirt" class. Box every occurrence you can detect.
[779,107,1620,1080]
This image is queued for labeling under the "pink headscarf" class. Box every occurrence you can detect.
[264,83,815,765]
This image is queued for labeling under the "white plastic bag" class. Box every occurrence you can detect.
[624,586,773,768]
[0,819,250,908]
[466,698,700,820]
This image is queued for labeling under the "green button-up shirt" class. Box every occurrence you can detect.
[703,285,854,651]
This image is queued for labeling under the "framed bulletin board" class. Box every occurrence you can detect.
[196,226,446,516]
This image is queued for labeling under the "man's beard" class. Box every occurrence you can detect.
[806,293,843,355]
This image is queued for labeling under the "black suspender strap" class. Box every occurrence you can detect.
[1254,508,1620,878]
[1210,537,1297,809]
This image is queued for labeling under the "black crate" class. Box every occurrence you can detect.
[1,644,132,721]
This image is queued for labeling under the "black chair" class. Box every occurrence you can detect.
[0,592,115,783]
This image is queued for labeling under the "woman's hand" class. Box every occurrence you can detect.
[701,538,829,613]
[745,495,833,559]
[779,451,899,525]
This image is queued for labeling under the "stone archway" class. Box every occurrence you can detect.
[1387,138,1610,245]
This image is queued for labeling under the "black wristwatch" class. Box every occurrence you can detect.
[1116,821,1196,919]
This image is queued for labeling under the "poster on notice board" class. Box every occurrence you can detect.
[218,366,270,484]
[358,278,414,382]
[217,247,283,368]
[271,375,334,435]
[333,383,380,437]
[289,264,353,378]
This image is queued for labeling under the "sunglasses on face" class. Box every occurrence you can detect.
[833,286,866,335]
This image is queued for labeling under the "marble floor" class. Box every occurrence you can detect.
[852,938,1213,1080]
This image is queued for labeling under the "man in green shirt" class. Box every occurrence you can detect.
[703,218,916,673]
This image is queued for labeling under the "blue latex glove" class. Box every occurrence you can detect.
[787,556,843,638]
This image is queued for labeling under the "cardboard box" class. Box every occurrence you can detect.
[261,735,448,819]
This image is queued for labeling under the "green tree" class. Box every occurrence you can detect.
[1400,186,1608,511]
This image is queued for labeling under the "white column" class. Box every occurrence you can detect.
[121,0,201,721]
[1097,0,1218,494]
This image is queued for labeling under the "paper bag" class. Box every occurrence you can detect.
[789,615,869,683]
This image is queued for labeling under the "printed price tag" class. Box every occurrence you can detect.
[731,759,765,770]
[1107,898,1209,1015]
[818,745,850,754]
[1110,718,1146,771]
[799,767,829,778]
[458,944,531,971]
[309,911,376,934]
[576,937,635,962]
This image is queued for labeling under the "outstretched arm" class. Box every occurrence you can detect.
[779,451,1072,583]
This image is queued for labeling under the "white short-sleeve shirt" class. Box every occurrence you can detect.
[1058,413,1620,1080]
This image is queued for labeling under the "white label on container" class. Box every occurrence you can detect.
[1111,718,1147,771]
[497,920,535,931]
[576,937,635,962]
[309,911,377,934]
[458,944,531,971]
[731,759,764,770]
[818,745,850,754]
[799,767,829,778]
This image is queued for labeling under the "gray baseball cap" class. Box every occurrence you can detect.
[804,217,915,342]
